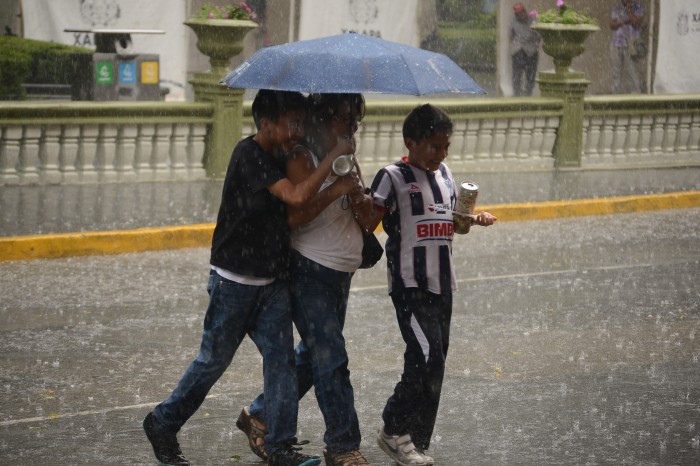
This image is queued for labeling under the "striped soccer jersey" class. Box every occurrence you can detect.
[371,159,458,295]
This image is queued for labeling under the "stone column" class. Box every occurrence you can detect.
[191,72,244,178]
[538,70,590,168]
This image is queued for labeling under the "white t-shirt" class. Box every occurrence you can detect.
[291,151,363,273]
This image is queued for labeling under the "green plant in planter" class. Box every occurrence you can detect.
[193,2,257,21]
[535,0,597,26]
[185,2,259,79]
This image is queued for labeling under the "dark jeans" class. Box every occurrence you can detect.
[382,287,452,451]
[250,250,361,452]
[152,270,298,456]
[512,50,538,96]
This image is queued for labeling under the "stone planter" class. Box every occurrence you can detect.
[532,23,599,168]
[532,23,600,76]
[184,18,258,79]
[184,18,257,178]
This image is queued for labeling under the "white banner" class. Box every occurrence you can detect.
[654,0,700,94]
[298,0,420,46]
[21,0,188,100]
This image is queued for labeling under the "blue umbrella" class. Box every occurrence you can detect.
[222,33,485,96]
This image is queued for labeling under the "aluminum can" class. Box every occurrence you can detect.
[332,155,355,176]
[453,181,479,234]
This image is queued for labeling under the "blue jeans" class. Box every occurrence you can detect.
[250,250,361,452]
[152,270,298,455]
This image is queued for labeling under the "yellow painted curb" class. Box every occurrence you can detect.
[0,224,215,262]
[1,191,698,262]
[478,191,700,222]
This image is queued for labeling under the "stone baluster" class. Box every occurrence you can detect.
[116,124,138,182]
[134,124,156,181]
[611,115,628,162]
[517,118,533,159]
[0,126,22,185]
[476,119,494,160]
[542,117,558,159]
[19,126,41,185]
[689,114,700,154]
[77,125,99,183]
[187,123,207,179]
[39,125,62,184]
[464,119,478,160]
[59,125,80,184]
[96,124,118,182]
[152,123,172,180]
[625,116,641,161]
[637,115,653,159]
[583,116,602,163]
[529,118,545,160]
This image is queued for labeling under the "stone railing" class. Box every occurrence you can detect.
[2,95,700,186]
[0,102,212,185]
[241,98,564,178]
[582,95,700,168]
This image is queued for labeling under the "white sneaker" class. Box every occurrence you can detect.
[376,427,434,466]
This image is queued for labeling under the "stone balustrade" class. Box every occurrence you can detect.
[582,95,700,168]
[2,95,700,187]
[0,102,212,185]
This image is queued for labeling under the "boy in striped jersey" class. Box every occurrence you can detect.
[367,104,496,465]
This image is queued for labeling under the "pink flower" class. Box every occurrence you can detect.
[529,9,538,18]
[556,0,565,7]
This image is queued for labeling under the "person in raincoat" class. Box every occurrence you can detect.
[368,104,496,466]
[142,89,356,466]
[236,93,375,466]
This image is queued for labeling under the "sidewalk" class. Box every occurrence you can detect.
[1,166,699,260]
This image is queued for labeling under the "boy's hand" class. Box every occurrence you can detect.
[331,136,356,158]
[332,172,361,196]
[473,211,497,226]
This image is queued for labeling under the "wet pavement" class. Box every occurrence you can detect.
[1,207,699,465]
[2,166,700,236]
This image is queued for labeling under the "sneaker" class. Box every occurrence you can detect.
[323,448,372,465]
[235,406,268,460]
[142,412,191,466]
[376,427,433,466]
[268,443,321,466]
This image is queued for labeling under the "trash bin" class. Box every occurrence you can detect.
[66,28,165,101]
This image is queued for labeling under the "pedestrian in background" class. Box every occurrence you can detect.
[510,2,540,96]
[369,104,497,465]
[610,0,645,94]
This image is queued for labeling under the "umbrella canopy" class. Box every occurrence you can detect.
[222,33,486,96]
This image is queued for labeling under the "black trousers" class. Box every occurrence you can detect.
[382,287,452,450]
[512,50,538,96]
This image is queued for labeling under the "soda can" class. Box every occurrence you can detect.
[453,181,479,234]
[332,154,355,176]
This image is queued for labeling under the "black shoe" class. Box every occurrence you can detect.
[142,412,190,466]
[268,442,321,466]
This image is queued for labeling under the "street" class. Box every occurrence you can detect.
[1,208,699,465]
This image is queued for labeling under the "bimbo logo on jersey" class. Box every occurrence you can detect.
[416,219,454,241]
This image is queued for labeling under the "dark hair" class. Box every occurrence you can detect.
[304,93,365,154]
[251,90,306,129]
[402,104,453,142]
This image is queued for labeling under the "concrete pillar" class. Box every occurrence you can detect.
[538,70,590,168]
